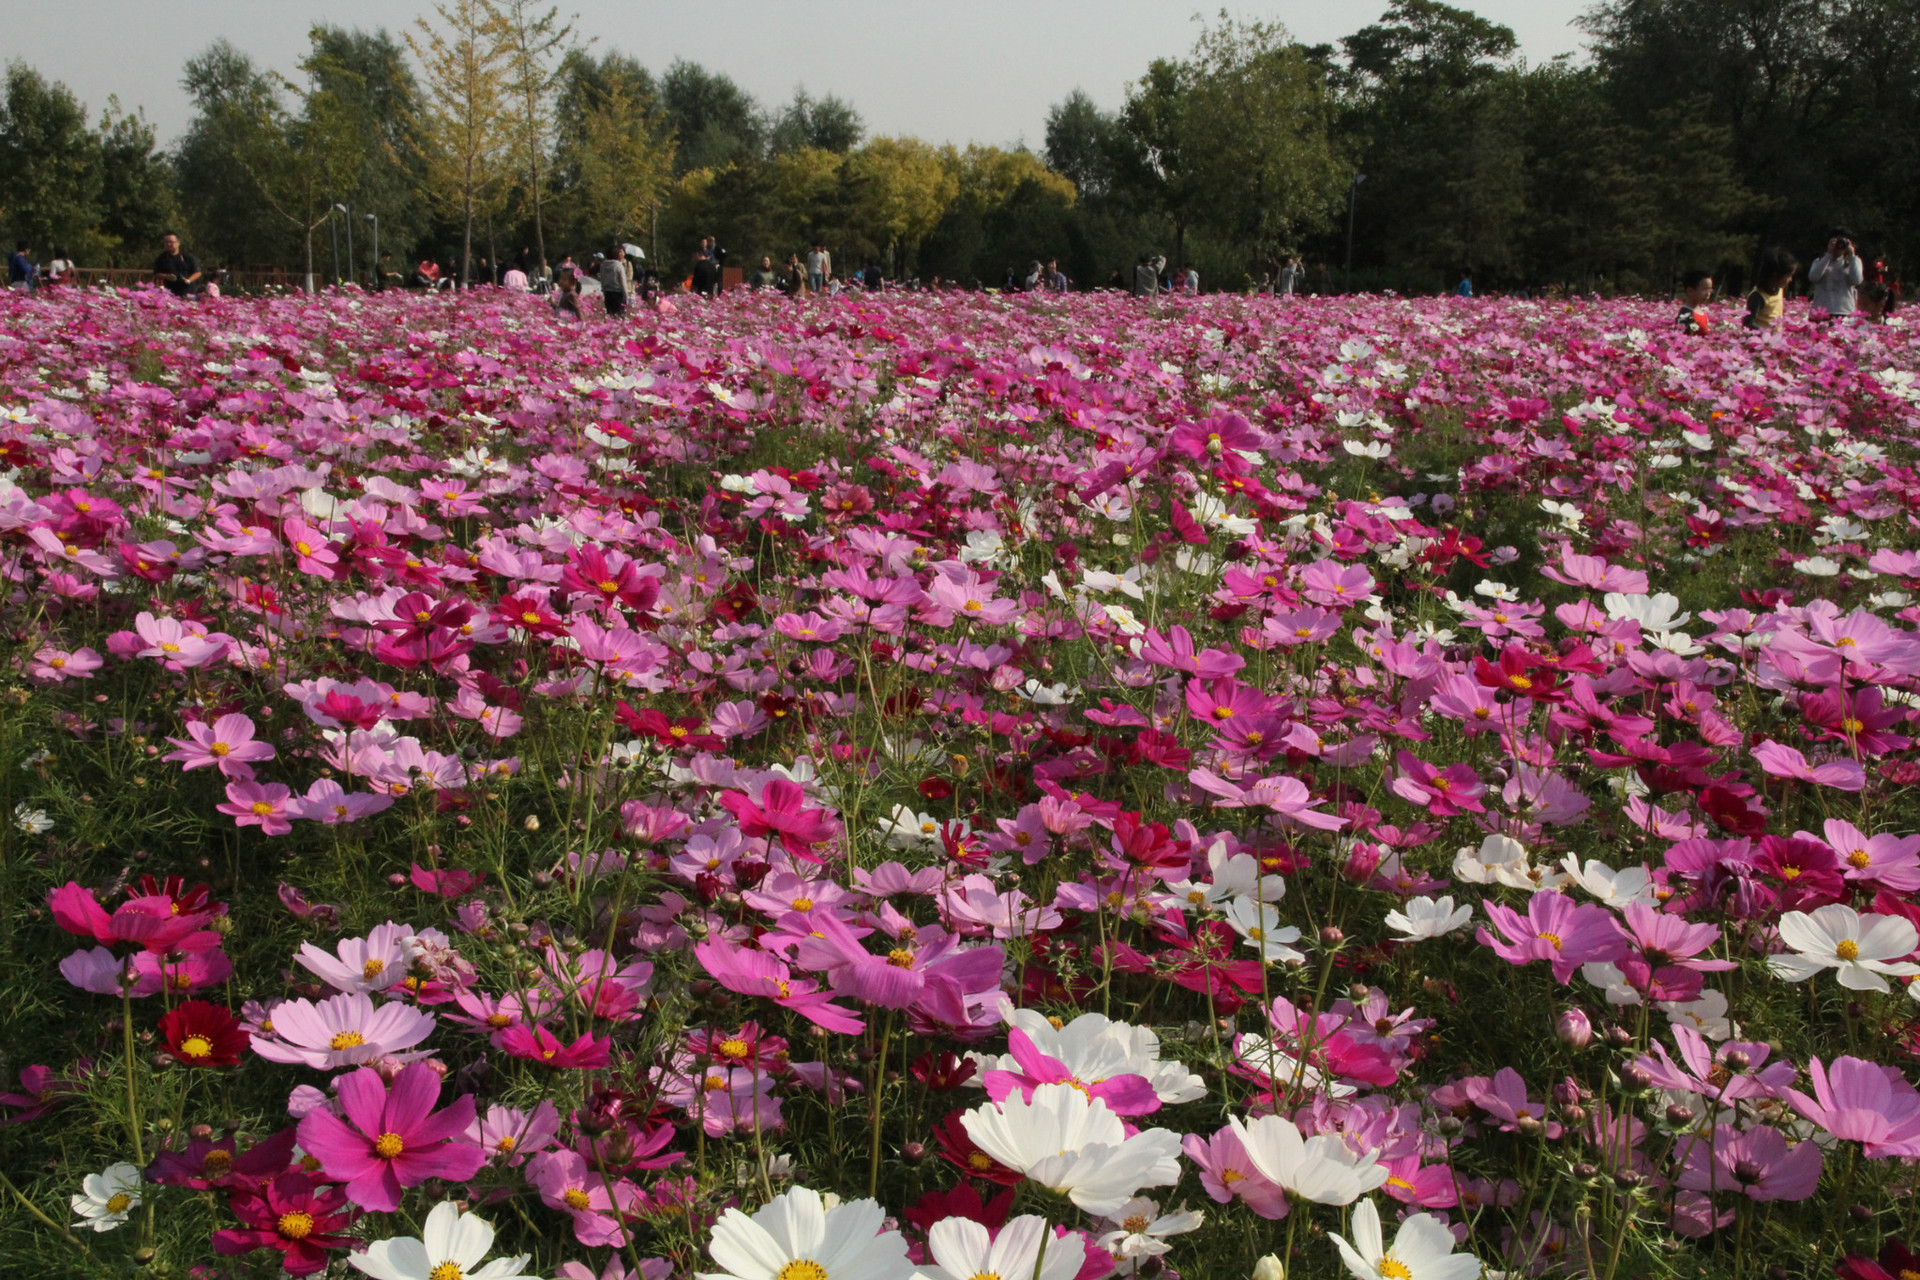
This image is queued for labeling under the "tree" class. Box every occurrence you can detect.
[660,61,762,174]
[492,0,573,272]
[95,98,177,265]
[176,42,300,268]
[842,137,957,275]
[0,62,104,259]
[768,89,864,156]
[304,26,426,276]
[408,0,514,285]
[560,77,675,253]
[1043,89,1115,199]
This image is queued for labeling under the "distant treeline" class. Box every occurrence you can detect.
[0,0,1911,293]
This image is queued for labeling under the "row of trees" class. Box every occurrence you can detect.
[0,0,1911,293]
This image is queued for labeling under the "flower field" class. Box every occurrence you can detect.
[4,286,1920,1280]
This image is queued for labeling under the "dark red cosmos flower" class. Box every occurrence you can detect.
[615,702,723,751]
[159,1000,250,1068]
[213,1170,358,1278]
[903,1181,1016,1235]
[932,1110,1021,1185]
[1835,1240,1920,1280]
[147,1127,297,1190]
[909,1050,979,1092]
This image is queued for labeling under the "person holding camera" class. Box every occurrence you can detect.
[1808,228,1863,319]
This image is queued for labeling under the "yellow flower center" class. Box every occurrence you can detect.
[1539,932,1564,951]
[887,948,916,969]
[210,742,231,756]
[1380,1261,1412,1280]
[967,1152,994,1171]
[202,1150,232,1176]
[718,1038,750,1060]
[179,1035,213,1059]
[1122,1215,1151,1234]
[791,897,815,912]
[329,1030,365,1051]
[704,1074,728,1091]
[430,1264,464,1280]
[277,1211,314,1239]
[373,1132,405,1158]
[363,959,386,980]
[104,1192,132,1214]
[1509,674,1532,689]
[49,657,66,668]
[1221,1168,1245,1183]
[1849,850,1872,868]
[486,1013,511,1028]
[1836,939,1860,961]
[250,801,274,817]
[563,1188,592,1210]
[1214,706,1234,719]
[1842,717,1865,734]
[161,642,181,653]
[295,541,313,556]
[776,1263,829,1280]
[496,1135,517,1153]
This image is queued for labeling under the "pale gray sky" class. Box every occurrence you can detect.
[2,0,1593,148]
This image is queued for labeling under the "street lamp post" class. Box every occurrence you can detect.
[334,205,354,286]
[365,214,379,289]
[327,208,340,286]
[1344,173,1367,295]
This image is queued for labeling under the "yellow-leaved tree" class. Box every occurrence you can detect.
[408,0,513,285]
[842,137,956,277]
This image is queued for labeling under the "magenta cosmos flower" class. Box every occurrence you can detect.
[1390,751,1487,817]
[296,1062,484,1212]
[718,778,838,860]
[1478,891,1628,983]
[218,781,295,835]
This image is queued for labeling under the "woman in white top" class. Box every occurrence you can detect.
[44,245,75,288]
[1808,229,1864,317]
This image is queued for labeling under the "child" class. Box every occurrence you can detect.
[1676,269,1714,333]
[1744,248,1797,330]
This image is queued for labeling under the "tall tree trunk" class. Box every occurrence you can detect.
[525,93,546,272]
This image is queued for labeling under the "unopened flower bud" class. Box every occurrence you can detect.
[1723,1049,1752,1073]
[1561,1105,1588,1126]
[1613,1169,1642,1190]
[1666,1104,1695,1127]
[1605,1025,1634,1048]
[1319,926,1345,947]
[386,873,407,888]
[1514,1114,1543,1138]
[902,1142,925,1164]
[1555,1009,1592,1049]
[1436,1115,1465,1137]
[1619,1064,1652,1090]
[1251,1255,1284,1280]
[1571,1162,1598,1179]
[523,815,541,832]
[1851,1203,1875,1222]
[530,870,555,889]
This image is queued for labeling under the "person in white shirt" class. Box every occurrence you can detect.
[1808,228,1864,318]
[44,245,76,288]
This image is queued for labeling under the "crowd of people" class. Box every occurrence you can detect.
[1,228,1902,331]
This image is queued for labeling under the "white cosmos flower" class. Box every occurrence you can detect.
[915,1214,1084,1280]
[958,530,1006,565]
[1220,896,1305,963]
[14,802,53,835]
[71,1162,142,1232]
[351,1201,535,1280]
[1383,895,1473,940]
[1094,1197,1204,1260]
[1101,603,1147,636]
[1234,1034,1356,1099]
[702,1186,913,1280]
[986,1010,1206,1106]
[1343,439,1392,459]
[1768,904,1920,992]
[1604,591,1690,634]
[1559,856,1659,908]
[1329,1197,1480,1280]
[960,1082,1183,1214]
[1016,679,1073,706]
[1660,988,1734,1040]
[1228,1113,1388,1205]
[1079,566,1147,599]
[1793,556,1843,577]
[879,804,944,849]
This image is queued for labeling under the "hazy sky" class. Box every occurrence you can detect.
[7,0,1594,148]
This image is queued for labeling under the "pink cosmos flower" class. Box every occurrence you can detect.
[1813,819,1920,891]
[283,518,339,578]
[132,611,228,668]
[1182,1126,1289,1218]
[1139,625,1245,678]
[27,646,102,682]
[1638,1025,1794,1104]
[1297,560,1375,607]
[1785,1055,1920,1157]
[296,1062,484,1212]
[1478,891,1629,983]
[797,914,1004,1026]
[1752,740,1865,792]
[294,922,416,995]
[468,1100,560,1166]
[217,781,295,835]
[982,1025,1160,1114]
[288,778,395,825]
[1677,1125,1820,1202]
[527,1148,642,1247]
[1390,751,1487,817]
[693,938,866,1033]
[719,778,838,860]
[499,1024,612,1069]
[250,992,436,1070]
[925,568,1020,624]
[162,713,276,780]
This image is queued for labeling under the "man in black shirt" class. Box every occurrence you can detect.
[153,233,201,298]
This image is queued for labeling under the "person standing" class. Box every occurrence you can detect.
[7,242,34,292]
[598,244,630,316]
[1279,257,1301,296]
[1132,254,1157,297]
[1808,229,1863,319]
[153,233,201,297]
[750,255,777,289]
[806,244,825,292]
[1045,259,1068,292]
[818,243,833,290]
